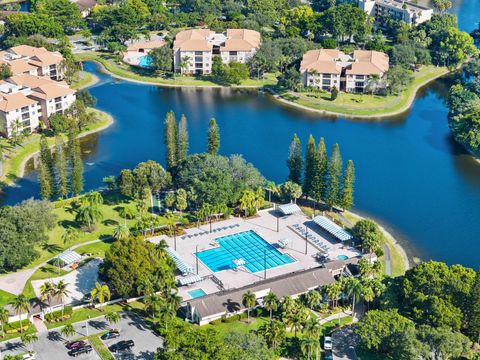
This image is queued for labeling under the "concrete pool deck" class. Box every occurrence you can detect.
[149,208,361,301]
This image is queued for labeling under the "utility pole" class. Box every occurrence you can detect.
[276,216,279,232]
[196,244,199,275]
[264,250,267,280]
[305,225,308,255]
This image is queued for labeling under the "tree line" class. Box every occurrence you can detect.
[287,133,355,211]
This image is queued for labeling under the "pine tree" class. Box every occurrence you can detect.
[71,137,83,196]
[207,118,220,155]
[303,135,317,197]
[54,137,68,198]
[39,135,54,190]
[37,160,52,199]
[325,143,342,210]
[317,137,328,201]
[177,114,189,163]
[340,160,355,211]
[287,133,303,184]
[164,111,178,172]
[466,270,480,343]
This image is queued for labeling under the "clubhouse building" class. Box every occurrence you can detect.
[359,0,433,25]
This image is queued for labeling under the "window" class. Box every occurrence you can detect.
[54,97,62,103]
[229,51,238,55]
[194,51,203,56]
[195,56,203,62]
[195,63,203,68]
[22,113,29,120]
[21,106,29,113]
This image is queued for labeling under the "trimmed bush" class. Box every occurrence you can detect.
[5,319,31,333]
[44,306,73,322]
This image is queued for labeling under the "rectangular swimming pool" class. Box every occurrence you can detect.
[188,288,207,299]
[196,230,294,273]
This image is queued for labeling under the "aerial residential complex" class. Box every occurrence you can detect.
[358,0,433,25]
[0,45,76,138]
[173,28,261,74]
[300,49,389,93]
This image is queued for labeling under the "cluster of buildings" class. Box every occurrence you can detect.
[0,45,76,139]
[359,0,433,26]
[300,48,389,93]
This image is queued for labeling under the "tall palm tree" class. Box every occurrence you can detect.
[265,181,278,203]
[39,281,55,314]
[164,213,177,239]
[21,332,38,353]
[0,307,9,338]
[105,312,121,327]
[137,278,154,296]
[10,295,30,333]
[112,223,130,240]
[305,290,322,311]
[144,293,163,319]
[76,204,103,231]
[157,301,175,331]
[303,317,321,339]
[61,227,80,248]
[263,292,278,319]
[258,320,286,350]
[83,191,103,206]
[239,190,255,217]
[242,290,256,323]
[118,205,136,224]
[90,282,111,310]
[168,292,182,312]
[344,277,363,321]
[283,302,308,338]
[55,281,71,320]
[60,324,76,338]
[300,337,319,360]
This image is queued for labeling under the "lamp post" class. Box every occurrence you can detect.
[276,216,279,233]
[173,223,177,251]
[264,249,267,280]
[209,217,212,233]
[196,244,199,275]
[305,225,308,255]
[86,316,90,337]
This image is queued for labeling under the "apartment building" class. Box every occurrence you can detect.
[173,28,261,75]
[300,48,389,93]
[0,45,65,80]
[359,0,433,25]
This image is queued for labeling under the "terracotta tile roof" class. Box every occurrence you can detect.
[9,45,49,57]
[174,29,214,52]
[30,83,75,100]
[8,45,64,66]
[126,39,166,52]
[221,29,261,52]
[300,49,344,74]
[7,74,56,88]
[346,50,389,75]
[6,59,37,75]
[0,92,37,112]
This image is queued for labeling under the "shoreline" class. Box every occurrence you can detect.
[74,70,100,90]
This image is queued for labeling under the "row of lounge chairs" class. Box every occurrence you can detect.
[291,224,331,252]
[181,223,241,240]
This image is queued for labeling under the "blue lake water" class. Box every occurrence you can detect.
[1,0,479,268]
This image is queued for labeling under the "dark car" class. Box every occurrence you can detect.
[101,330,120,340]
[65,341,87,350]
[109,340,135,352]
[324,350,333,360]
[68,345,92,357]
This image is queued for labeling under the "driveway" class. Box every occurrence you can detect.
[331,325,359,360]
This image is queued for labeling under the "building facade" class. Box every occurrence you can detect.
[300,49,389,93]
[359,0,433,25]
[174,29,261,75]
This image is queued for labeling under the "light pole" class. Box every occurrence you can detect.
[196,244,199,275]
[305,225,308,255]
[209,217,212,233]
[173,224,177,251]
[263,249,267,280]
[276,216,279,233]
[86,316,90,337]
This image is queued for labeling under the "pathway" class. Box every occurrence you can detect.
[383,244,392,276]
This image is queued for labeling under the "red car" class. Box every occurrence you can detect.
[65,341,86,350]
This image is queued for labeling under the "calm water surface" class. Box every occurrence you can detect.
[1,1,479,268]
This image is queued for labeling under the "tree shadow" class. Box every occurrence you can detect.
[102,219,118,226]
[41,243,63,253]
[89,319,108,330]
[47,331,64,342]
[222,299,241,313]
[59,219,80,229]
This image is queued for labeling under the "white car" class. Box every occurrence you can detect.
[324,336,333,350]
[22,352,36,360]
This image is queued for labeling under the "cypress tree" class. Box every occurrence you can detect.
[71,137,83,196]
[303,135,317,197]
[54,137,68,198]
[287,133,303,184]
[207,118,220,155]
[37,160,52,200]
[317,137,328,200]
[164,111,178,172]
[177,114,189,163]
[466,269,480,343]
[325,143,342,210]
[340,160,355,211]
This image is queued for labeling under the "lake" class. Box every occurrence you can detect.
[1,1,479,268]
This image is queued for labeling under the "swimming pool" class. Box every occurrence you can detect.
[138,55,153,68]
[336,255,349,260]
[188,288,207,299]
[196,230,295,273]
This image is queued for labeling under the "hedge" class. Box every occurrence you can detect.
[44,306,73,322]
[5,319,31,333]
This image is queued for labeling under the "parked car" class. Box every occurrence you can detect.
[22,352,36,360]
[65,341,87,350]
[68,345,93,357]
[109,340,135,352]
[101,330,120,340]
[324,336,333,350]
[324,350,333,360]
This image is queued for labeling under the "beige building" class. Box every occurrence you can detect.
[359,0,433,25]
[174,28,261,75]
[300,48,389,93]
[0,45,65,80]
[123,38,166,66]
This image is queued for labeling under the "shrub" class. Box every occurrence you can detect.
[331,86,338,101]
[5,319,31,333]
[209,319,222,325]
[44,306,73,322]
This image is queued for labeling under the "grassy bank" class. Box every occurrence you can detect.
[271,65,449,118]
[0,108,113,189]
[71,70,99,90]
[74,52,277,88]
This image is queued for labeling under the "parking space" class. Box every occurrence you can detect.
[101,312,162,360]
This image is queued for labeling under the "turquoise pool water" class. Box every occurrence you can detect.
[138,55,153,68]
[336,255,349,261]
[196,230,295,273]
[188,288,207,299]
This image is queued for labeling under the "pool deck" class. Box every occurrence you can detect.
[148,208,361,302]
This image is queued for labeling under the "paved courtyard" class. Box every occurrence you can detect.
[149,208,360,301]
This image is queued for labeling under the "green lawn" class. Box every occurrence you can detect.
[74,52,277,88]
[274,65,449,117]
[87,335,115,360]
[71,71,98,90]
[29,264,70,281]
[204,316,271,335]
[75,241,114,258]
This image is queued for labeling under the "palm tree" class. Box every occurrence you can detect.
[144,293,163,319]
[300,337,319,360]
[242,290,256,323]
[157,301,175,331]
[118,205,136,224]
[263,292,278,319]
[60,324,76,338]
[61,227,80,248]
[344,277,363,321]
[168,292,182,312]
[76,204,103,231]
[265,181,278,203]
[83,191,103,206]
[10,295,29,333]
[137,278,154,296]
[239,190,255,217]
[164,213,177,239]
[55,280,71,320]
[105,312,121,327]
[303,317,321,339]
[253,187,264,212]
[21,332,38,353]
[258,320,286,350]
[90,282,111,310]
[305,290,322,311]
[39,281,55,314]
[0,307,9,338]
[179,55,190,74]
[283,302,308,338]
[112,224,130,240]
